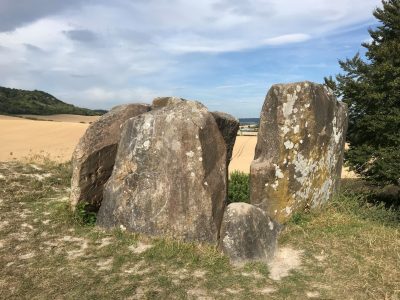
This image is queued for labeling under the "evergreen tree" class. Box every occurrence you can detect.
[325,0,400,186]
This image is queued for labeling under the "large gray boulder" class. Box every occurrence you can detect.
[219,202,278,264]
[97,98,227,244]
[70,104,151,212]
[250,82,348,224]
[211,112,239,166]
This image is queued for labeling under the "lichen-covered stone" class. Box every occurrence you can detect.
[97,98,227,244]
[250,81,348,224]
[70,104,151,212]
[219,202,278,264]
[211,111,239,166]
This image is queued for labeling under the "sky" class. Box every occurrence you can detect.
[0,0,381,117]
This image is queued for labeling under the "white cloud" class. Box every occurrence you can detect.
[263,34,311,46]
[0,0,381,112]
[79,87,163,104]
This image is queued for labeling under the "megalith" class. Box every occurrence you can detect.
[219,202,279,264]
[250,81,348,224]
[211,112,239,166]
[70,104,151,212]
[97,98,227,244]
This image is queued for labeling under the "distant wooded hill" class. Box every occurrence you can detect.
[0,86,107,116]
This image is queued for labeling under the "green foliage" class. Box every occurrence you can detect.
[289,212,312,226]
[0,86,106,115]
[325,0,400,186]
[333,188,399,226]
[74,202,97,226]
[228,170,249,203]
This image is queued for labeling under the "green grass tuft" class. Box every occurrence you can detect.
[228,170,250,203]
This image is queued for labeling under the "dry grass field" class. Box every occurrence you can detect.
[0,160,398,299]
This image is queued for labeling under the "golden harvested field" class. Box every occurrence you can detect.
[18,114,100,123]
[0,115,91,162]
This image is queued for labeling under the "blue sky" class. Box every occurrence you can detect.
[0,0,381,117]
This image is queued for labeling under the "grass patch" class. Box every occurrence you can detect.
[74,201,97,226]
[0,161,399,299]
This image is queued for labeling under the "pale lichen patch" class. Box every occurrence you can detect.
[283,92,298,118]
[284,140,294,150]
[281,125,290,135]
[268,221,274,230]
[143,140,150,150]
[293,125,300,134]
[185,151,195,158]
[274,164,284,179]
[271,180,279,190]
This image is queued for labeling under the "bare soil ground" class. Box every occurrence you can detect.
[0,160,398,299]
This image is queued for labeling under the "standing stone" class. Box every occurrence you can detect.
[70,104,151,212]
[211,112,239,206]
[211,112,239,166]
[219,202,278,264]
[97,98,227,244]
[250,81,348,224]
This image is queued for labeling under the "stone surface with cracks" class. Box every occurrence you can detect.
[219,202,279,264]
[70,104,151,212]
[97,98,227,244]
[250,81,348,224]
[211,111,239,167]
[211,111,239,205]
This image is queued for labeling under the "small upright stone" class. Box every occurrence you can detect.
[211,112,239,166]
[70,104,151,212]
[250,82,348,224]
[219,202,278,264]
[97,98,227,244]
